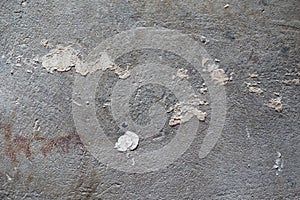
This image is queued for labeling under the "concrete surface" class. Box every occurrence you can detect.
[0,0,299,199]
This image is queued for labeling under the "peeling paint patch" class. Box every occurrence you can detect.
[211,69,229,85]
[200,57,231,85]
[41,47,131,78]
[169,97,208,126]
[41,45,83,74]
[80,51,131,78]
[104,64,131,79]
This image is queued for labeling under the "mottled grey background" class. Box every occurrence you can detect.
[0,0,299,199]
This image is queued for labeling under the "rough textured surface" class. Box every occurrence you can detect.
[0,0,299,199]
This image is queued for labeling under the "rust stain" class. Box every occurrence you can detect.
[41,139,55,157]
[41,134,87,157]
[13,135,32,159]
[0,123,17,162]
[0,123,87,162]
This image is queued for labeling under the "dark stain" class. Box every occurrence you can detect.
[258,0,268,6]
[279,46,290,58]
[27,174,34,183]
[1,123,33,162]
[247,50,259,63]
[40,139,55,157]
[0,123,17,162]
[13,135,32,159]
[0,123,87,162]
[225,32,236,42]
[41,134,87,157]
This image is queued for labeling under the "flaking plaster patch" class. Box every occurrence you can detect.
[169,97,208,126]
[267,96,283,112]
[41,45,83,74]
[211,69,229,85]
[103,64,131,79]
[41,47,131,79]
[202,59,230,85]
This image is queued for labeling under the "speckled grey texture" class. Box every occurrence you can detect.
[0,0,299,199]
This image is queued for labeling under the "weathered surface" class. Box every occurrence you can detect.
[0,0,299,199]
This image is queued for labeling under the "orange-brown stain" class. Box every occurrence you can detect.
[0,123,87,162]
[0,123,17,162]
[41,134,87,157]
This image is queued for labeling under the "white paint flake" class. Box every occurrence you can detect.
[246,127,250,138]
[114,131,139,152]
[273,151,284,175]
[249,73,259,78]
[176,68,189,80]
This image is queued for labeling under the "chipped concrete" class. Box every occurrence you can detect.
[285,71,300,77]
[249,73,259,78]
[246,81,264,94]
[282,79,299,85]
[273,152,284,176]
[248,86,264,94]
[200,35,209,44]
[199,87,208,94]
[267,96,283,112]
[40,39,49,47]
[176,68,189,80]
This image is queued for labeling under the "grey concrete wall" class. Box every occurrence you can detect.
[0,0,299,199]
